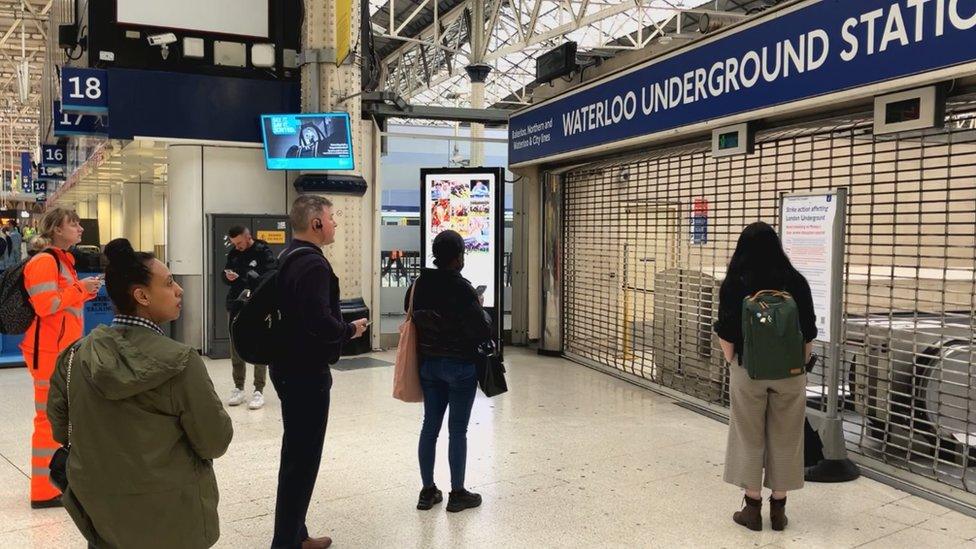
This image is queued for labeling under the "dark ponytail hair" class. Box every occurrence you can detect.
[722,221,803,293]
[104,238,155,315]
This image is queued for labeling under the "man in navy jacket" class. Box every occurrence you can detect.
[270,195,368,549]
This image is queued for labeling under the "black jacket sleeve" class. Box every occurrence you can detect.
[404,281,417,313]
[297,259,353,344]
[247,242,278,283]
[792,275,819,342]
[458,281,492,343]
[714,279,744,345]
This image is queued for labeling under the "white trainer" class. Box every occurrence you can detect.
[248,391,265,410]
[228,388,245,406]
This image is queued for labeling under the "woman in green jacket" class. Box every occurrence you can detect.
[47,238,234,549]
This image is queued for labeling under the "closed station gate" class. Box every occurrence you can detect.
[559,95,976,507]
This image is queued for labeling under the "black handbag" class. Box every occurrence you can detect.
[49,345,77,492]
[475,340,508,398]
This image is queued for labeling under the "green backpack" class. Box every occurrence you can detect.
[740,290,805,380]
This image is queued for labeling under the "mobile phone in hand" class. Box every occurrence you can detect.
[475,285,487,295]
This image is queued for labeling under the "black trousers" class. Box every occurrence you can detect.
[269,368,332,549]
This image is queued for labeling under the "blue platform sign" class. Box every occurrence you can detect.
[33,180,47,193]
[54,101,109,137]
[690,215,708,245]
[36,165,65,181]
[20,152,31,192]
[61,67,109,114]
[41,144,66,167]
[510,0,976,165]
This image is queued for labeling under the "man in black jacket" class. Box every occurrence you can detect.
[270,195,367,549]
[222,225,277,410]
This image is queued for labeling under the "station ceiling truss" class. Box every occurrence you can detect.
[368,0,774,113]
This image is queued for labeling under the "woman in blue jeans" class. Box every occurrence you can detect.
[404,230,492,512]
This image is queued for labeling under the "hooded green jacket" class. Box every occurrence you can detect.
[47,324,234,549]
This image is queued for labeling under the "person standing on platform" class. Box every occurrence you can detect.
[22,207,101,508]
[714,222,817,532]
[222,225,277,410]
[48,239,233,548]
[406,230,492,513]
[269,195,367,549]
[7,219,23,264]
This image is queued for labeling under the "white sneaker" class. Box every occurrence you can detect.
[228,388,245,406]
[248,391,265,410]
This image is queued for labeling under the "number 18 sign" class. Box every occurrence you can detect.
[61,67,108,114]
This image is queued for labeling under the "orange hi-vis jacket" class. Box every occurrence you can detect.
[21,246,96,504]
[21,248,92,355]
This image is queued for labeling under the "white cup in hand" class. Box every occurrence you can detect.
[351,319,369,339]
[81,277,101,294]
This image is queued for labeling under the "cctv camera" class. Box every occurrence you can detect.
[147,33,177,47]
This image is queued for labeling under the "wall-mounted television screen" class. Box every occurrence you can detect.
[117,0,269,38]
[260,113,354,171]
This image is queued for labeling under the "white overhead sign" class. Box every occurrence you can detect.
[117,0,269,38]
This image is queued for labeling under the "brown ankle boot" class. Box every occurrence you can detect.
[733,495,762,531]
[769,496,788,531]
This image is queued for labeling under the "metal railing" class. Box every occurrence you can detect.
[560,95,976,510]
[381,250,514,287]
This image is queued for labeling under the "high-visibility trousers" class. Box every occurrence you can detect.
[25,349,62,504]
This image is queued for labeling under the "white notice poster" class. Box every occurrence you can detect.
[780,192,842,344]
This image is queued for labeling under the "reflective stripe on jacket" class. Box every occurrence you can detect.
[21,248,94,355]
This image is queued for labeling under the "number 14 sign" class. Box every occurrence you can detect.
[61,67,108,114]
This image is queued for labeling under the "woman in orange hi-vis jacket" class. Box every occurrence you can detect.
[22,207,101,508]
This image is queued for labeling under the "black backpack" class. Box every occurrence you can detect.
[230,247,318,365]
[0,250,60,334]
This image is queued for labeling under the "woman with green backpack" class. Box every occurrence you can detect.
[714,222,817,532]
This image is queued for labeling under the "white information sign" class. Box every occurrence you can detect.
[422,171,499,308]
[117,0,270,38]
[780,191,844,344]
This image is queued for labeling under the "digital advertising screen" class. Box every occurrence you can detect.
[421,168,505,311]
[260,113,354,171]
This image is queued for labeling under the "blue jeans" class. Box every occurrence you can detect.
[418,356,478,490]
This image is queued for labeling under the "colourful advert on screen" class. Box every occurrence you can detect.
[424,172,498,308]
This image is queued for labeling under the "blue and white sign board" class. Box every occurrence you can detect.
[54,101,109,137]
[33,180,48,193]
[690,215,708,245]
[20,152,31,192]
[61,67,108,114]
[509,0,976,166]
[36,165,65,181]
[41,144,66,168]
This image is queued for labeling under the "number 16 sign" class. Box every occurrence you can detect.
[61,67,108,114]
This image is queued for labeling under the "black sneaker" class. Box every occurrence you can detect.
[446,489,482,513]
[417,485,443,510]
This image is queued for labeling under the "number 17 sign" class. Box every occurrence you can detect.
[61,67,108,114]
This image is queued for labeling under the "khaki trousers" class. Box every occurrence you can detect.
[724,364,806,491]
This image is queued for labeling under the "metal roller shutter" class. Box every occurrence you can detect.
[561,95,976,506]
